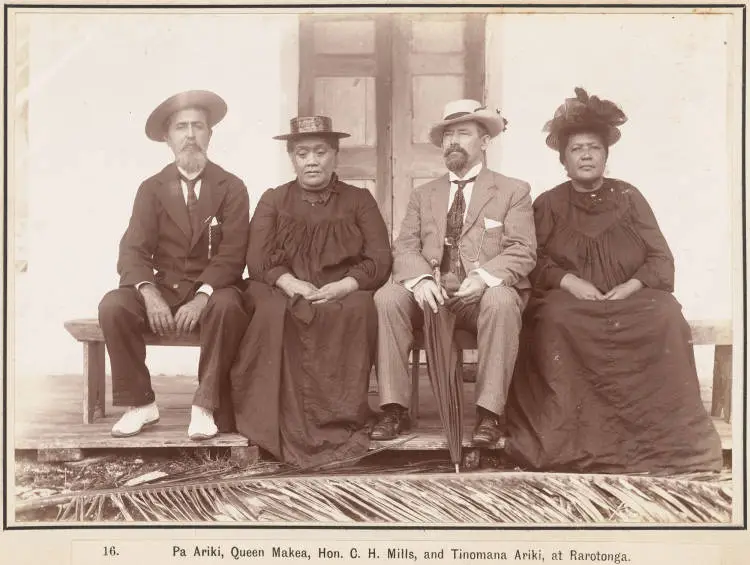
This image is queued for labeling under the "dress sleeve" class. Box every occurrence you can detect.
[246,188,292,286]
[345,189,393,290]
[529,191,571,290]
[628,186,675,291]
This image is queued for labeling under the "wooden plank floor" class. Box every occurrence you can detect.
[12,373,732,452]
[12,372,499,452]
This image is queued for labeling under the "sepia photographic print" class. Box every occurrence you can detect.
[1,1,748,563]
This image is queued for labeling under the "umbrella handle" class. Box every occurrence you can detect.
[430,259,441,288]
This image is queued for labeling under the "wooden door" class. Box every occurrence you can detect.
[298,15,393,231]
[390,13,486,239]
[298,13,485,239]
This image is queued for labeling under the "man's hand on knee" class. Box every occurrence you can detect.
[174,292,209,335]
[139,284,175,336]
[453,275,487,305]
[413,278,448,313]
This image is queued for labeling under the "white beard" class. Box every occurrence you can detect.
[176,149,207,174]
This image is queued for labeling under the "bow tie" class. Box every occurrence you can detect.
[452,175,477,191]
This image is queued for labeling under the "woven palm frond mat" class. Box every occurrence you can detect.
[16,464,733,524]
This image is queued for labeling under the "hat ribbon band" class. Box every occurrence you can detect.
[443,111,475,120]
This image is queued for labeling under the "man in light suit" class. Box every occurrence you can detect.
[372,99,537,445]
[98,90,251,440]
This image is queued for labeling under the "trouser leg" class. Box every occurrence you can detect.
[98,287,154,407]
[373,282,422,409]
[474,286,524,415]
[193,287,252,427]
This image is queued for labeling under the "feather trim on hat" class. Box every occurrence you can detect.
[543,87,627,150]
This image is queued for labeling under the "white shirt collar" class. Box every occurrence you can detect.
[177,166,204,181]
[448,162,483,183]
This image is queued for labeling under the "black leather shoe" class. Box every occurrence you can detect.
[472,411,504,446]
[370,405,411,440]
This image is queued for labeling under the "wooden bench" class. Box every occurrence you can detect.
[64,319,201,423]
[65,318,733,427]
[409,320,734,424]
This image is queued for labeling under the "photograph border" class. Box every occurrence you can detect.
[2,0,746,533]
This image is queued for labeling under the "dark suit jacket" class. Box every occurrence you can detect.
[392,167,537,290]
[117,161,250,307]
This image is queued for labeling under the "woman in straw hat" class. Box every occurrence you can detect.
[229,116,392,468]
[504,88,722,474]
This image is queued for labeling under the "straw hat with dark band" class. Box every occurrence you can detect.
[273,116,350,141]
[543,87,627,151]
[428,99,508,148]
[145,90,227,142]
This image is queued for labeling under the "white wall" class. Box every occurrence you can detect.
[485,12,735,323]
[15,12,299,376]
[12,11,739,381]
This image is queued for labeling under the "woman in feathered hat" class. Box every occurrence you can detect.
[504,88,722,474]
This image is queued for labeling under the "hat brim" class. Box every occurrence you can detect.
[545,126,621,151]
[272,131,351,141]
[428,111,504,147]
[145,90,227,142]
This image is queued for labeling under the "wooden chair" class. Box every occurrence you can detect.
[409,328,477,422]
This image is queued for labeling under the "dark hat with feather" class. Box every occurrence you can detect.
[543,87,627,151]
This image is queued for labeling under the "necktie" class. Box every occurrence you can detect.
[448,175,477,231]
[442,175,477,285]
[181,175,201,236]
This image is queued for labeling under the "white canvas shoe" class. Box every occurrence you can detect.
[188,405,218,441]
[111,402,160,438]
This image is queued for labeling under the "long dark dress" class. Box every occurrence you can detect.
[229,177,392,468]
[505,179,722,474]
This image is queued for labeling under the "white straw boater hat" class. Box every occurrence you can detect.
[428,99,508,147]
[145,90,227,142]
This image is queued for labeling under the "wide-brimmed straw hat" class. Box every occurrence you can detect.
[428,99,507,147]
[543,87,627,151]
[145,90,227,142]
[273,116,350,141]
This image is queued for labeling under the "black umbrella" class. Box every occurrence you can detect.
[422,262,465,473]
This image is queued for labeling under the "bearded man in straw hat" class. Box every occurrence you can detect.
[98,90,252,441]
[372,99,537,446]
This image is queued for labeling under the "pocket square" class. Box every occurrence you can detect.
[484,217,503,229]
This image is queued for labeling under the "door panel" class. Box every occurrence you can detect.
[299,15,392,231]
[391,13,485,239]
[411,75,464,144]
[313,20,375,54]
[298,14,484,240]
[313,76,377,146]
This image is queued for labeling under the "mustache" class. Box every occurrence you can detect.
[443,144,468,158]
[180,141,205,153]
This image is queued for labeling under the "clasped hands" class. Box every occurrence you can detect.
[413,275,487,313]
[275,273,359,304]
[140,284,208,336]
[560,274,643,301]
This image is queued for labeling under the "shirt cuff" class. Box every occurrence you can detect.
[266,266,291,286]
[196,283,214,297]
[404,274,433,293]
[471,268,504,288]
